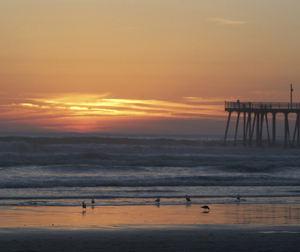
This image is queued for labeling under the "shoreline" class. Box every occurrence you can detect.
[1,204,300,252]
[1,204,300,230]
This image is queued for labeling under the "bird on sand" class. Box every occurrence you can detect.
[201,205,210,212]
[186,195,191,202]
[155,197,160,203]
[237,194,240,200]
[82,201,86,209]
[91,199,95,204]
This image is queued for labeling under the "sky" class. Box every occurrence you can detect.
[1,0,300,135]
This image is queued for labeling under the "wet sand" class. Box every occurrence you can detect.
[0,204,300,251]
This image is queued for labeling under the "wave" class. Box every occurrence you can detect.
[0,136,203,147]
[0,194,297,200]
[1,174,300,189]
[1,135,300,189]
[0,150,300,172]
[1,193,299,207]
[0,137,299,156]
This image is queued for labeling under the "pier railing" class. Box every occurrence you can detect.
[225,101,300,110]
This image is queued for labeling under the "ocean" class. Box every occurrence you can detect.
[0,134,300,207]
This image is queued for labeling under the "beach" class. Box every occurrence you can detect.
[1,226,300,252]
[1,204,300,252]
[1,135,300,251]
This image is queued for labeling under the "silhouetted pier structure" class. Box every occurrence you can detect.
[224,101,300,147]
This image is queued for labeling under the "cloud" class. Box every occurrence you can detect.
[183,97,225,104]
[207,18,247,26]
[3,94,224,119]
[0,93,226,133]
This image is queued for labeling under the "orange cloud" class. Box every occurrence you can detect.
[31,94,224,117]
[0,93,226,132]
[207,18,248,26]
[0,93,225,133]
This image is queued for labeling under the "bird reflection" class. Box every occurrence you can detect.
[201,205,210,213]
[155,197,160,207]
[82,201,86,211]
[186,195,191,204]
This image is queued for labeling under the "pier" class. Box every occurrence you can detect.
[224,101,300,147]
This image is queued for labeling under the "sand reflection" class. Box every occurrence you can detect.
[0,204,300,229]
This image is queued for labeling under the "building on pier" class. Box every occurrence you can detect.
[224,101,300,147]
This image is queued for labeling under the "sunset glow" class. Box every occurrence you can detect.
[0,93,224,133]
[1,0,300,134]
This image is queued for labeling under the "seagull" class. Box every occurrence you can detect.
[201,205,210,212]
[91,199,95,204]
[82,201,86,209]
[155,197,160,203]
[186,195,191,202]
[237,194,240,200]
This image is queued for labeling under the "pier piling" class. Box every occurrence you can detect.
[224,101,300,147]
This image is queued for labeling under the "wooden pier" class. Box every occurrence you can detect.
[224,101,300,147]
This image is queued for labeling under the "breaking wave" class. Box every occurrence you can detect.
[1,135,300,206]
